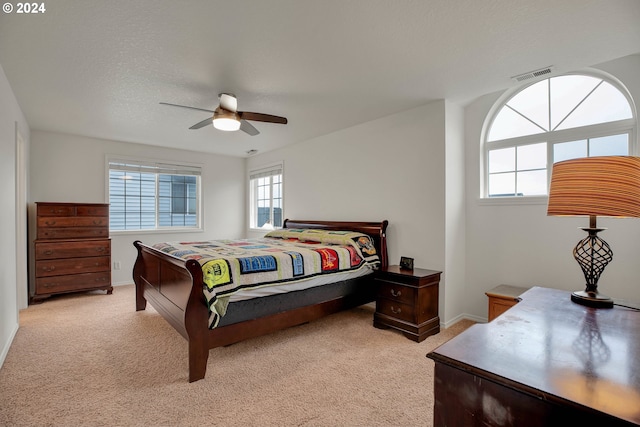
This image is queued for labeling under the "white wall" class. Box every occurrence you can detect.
[444,101,469,324]
[464,54,640,318]
[247,100,465,322]
[29,131,246,286]
[0,63,30,367]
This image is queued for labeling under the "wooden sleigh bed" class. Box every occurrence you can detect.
[133,219,389,382]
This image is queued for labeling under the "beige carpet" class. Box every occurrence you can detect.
[0,284,473,427]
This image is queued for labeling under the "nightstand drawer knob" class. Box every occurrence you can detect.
[391,306,402,315]
[390,289,401,298]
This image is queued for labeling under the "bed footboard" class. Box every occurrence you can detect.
[133,240,211,381]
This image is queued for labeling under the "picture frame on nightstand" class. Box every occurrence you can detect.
[399,256,414,270]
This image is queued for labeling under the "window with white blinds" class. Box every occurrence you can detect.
[249,163,283,229]
[108,159,201,231]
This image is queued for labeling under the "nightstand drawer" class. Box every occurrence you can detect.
[376,298,415,323]
[376,279,416,305]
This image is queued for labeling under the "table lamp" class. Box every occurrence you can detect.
[547,156,640,308]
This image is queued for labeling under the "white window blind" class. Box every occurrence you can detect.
[108,159,202,231]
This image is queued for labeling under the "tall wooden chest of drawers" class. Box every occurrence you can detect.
[31,202,112,302]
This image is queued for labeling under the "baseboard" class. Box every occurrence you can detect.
[0,321,19,369]
[112,280,134,286]
[442,313,486,329]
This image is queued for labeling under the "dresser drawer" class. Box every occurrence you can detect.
[376,279,416,305]
[35,240,111,260]
[37,227,109,240]
[37,204,109,217]
[38,216,108,228]
[37,204,76,216]
[76,205,109,216]
[35,271,111,294]
[376,298,415,323]
[36,256,111,277]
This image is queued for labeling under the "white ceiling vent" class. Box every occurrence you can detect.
[511,66,554,82]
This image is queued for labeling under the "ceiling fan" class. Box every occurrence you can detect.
[160,93,287,136]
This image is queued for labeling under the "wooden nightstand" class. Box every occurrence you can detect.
[485,285,529,321]
[373,265,441,342]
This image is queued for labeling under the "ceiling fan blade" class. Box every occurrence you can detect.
[240,120,260,136]
[189,117,213,130]
[239,111,288,124]
[160,102,215,113]
[219,93,238,112]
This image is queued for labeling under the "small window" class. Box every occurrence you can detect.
[249,163,283,230]
[108,159,201,231]
[484,73,635,198]
[488,143,547,196]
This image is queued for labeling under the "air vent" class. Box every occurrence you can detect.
[511,66,554,82]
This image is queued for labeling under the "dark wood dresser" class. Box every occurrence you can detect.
[31,202,112,302]
[373,265,441,342]
[427,287,640,426]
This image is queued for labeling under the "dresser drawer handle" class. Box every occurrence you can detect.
[44,250,54,255]
[42,266,56,272]
[45,220,57,226]
[93,220,103,225]
[390,289,401,298]
[96,247,105,252]
[42,283,57,288]
[391,306,402,315]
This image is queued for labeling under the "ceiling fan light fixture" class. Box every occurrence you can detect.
[212,108,241,131]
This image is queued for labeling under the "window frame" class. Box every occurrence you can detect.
[106,156,203,234]
[481,71,637,202]
[248,162,284,231]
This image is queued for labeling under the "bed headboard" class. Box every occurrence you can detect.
[282,219,389,269]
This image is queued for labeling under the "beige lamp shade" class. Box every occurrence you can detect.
[547,156,640,218]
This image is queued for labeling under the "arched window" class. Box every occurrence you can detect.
[483,72,636,198]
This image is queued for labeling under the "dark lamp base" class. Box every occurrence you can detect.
[571,290,614,309]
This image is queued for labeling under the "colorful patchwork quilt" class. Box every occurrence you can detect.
[152,229,380,328]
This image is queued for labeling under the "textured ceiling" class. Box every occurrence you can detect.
[1,0,639,157]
